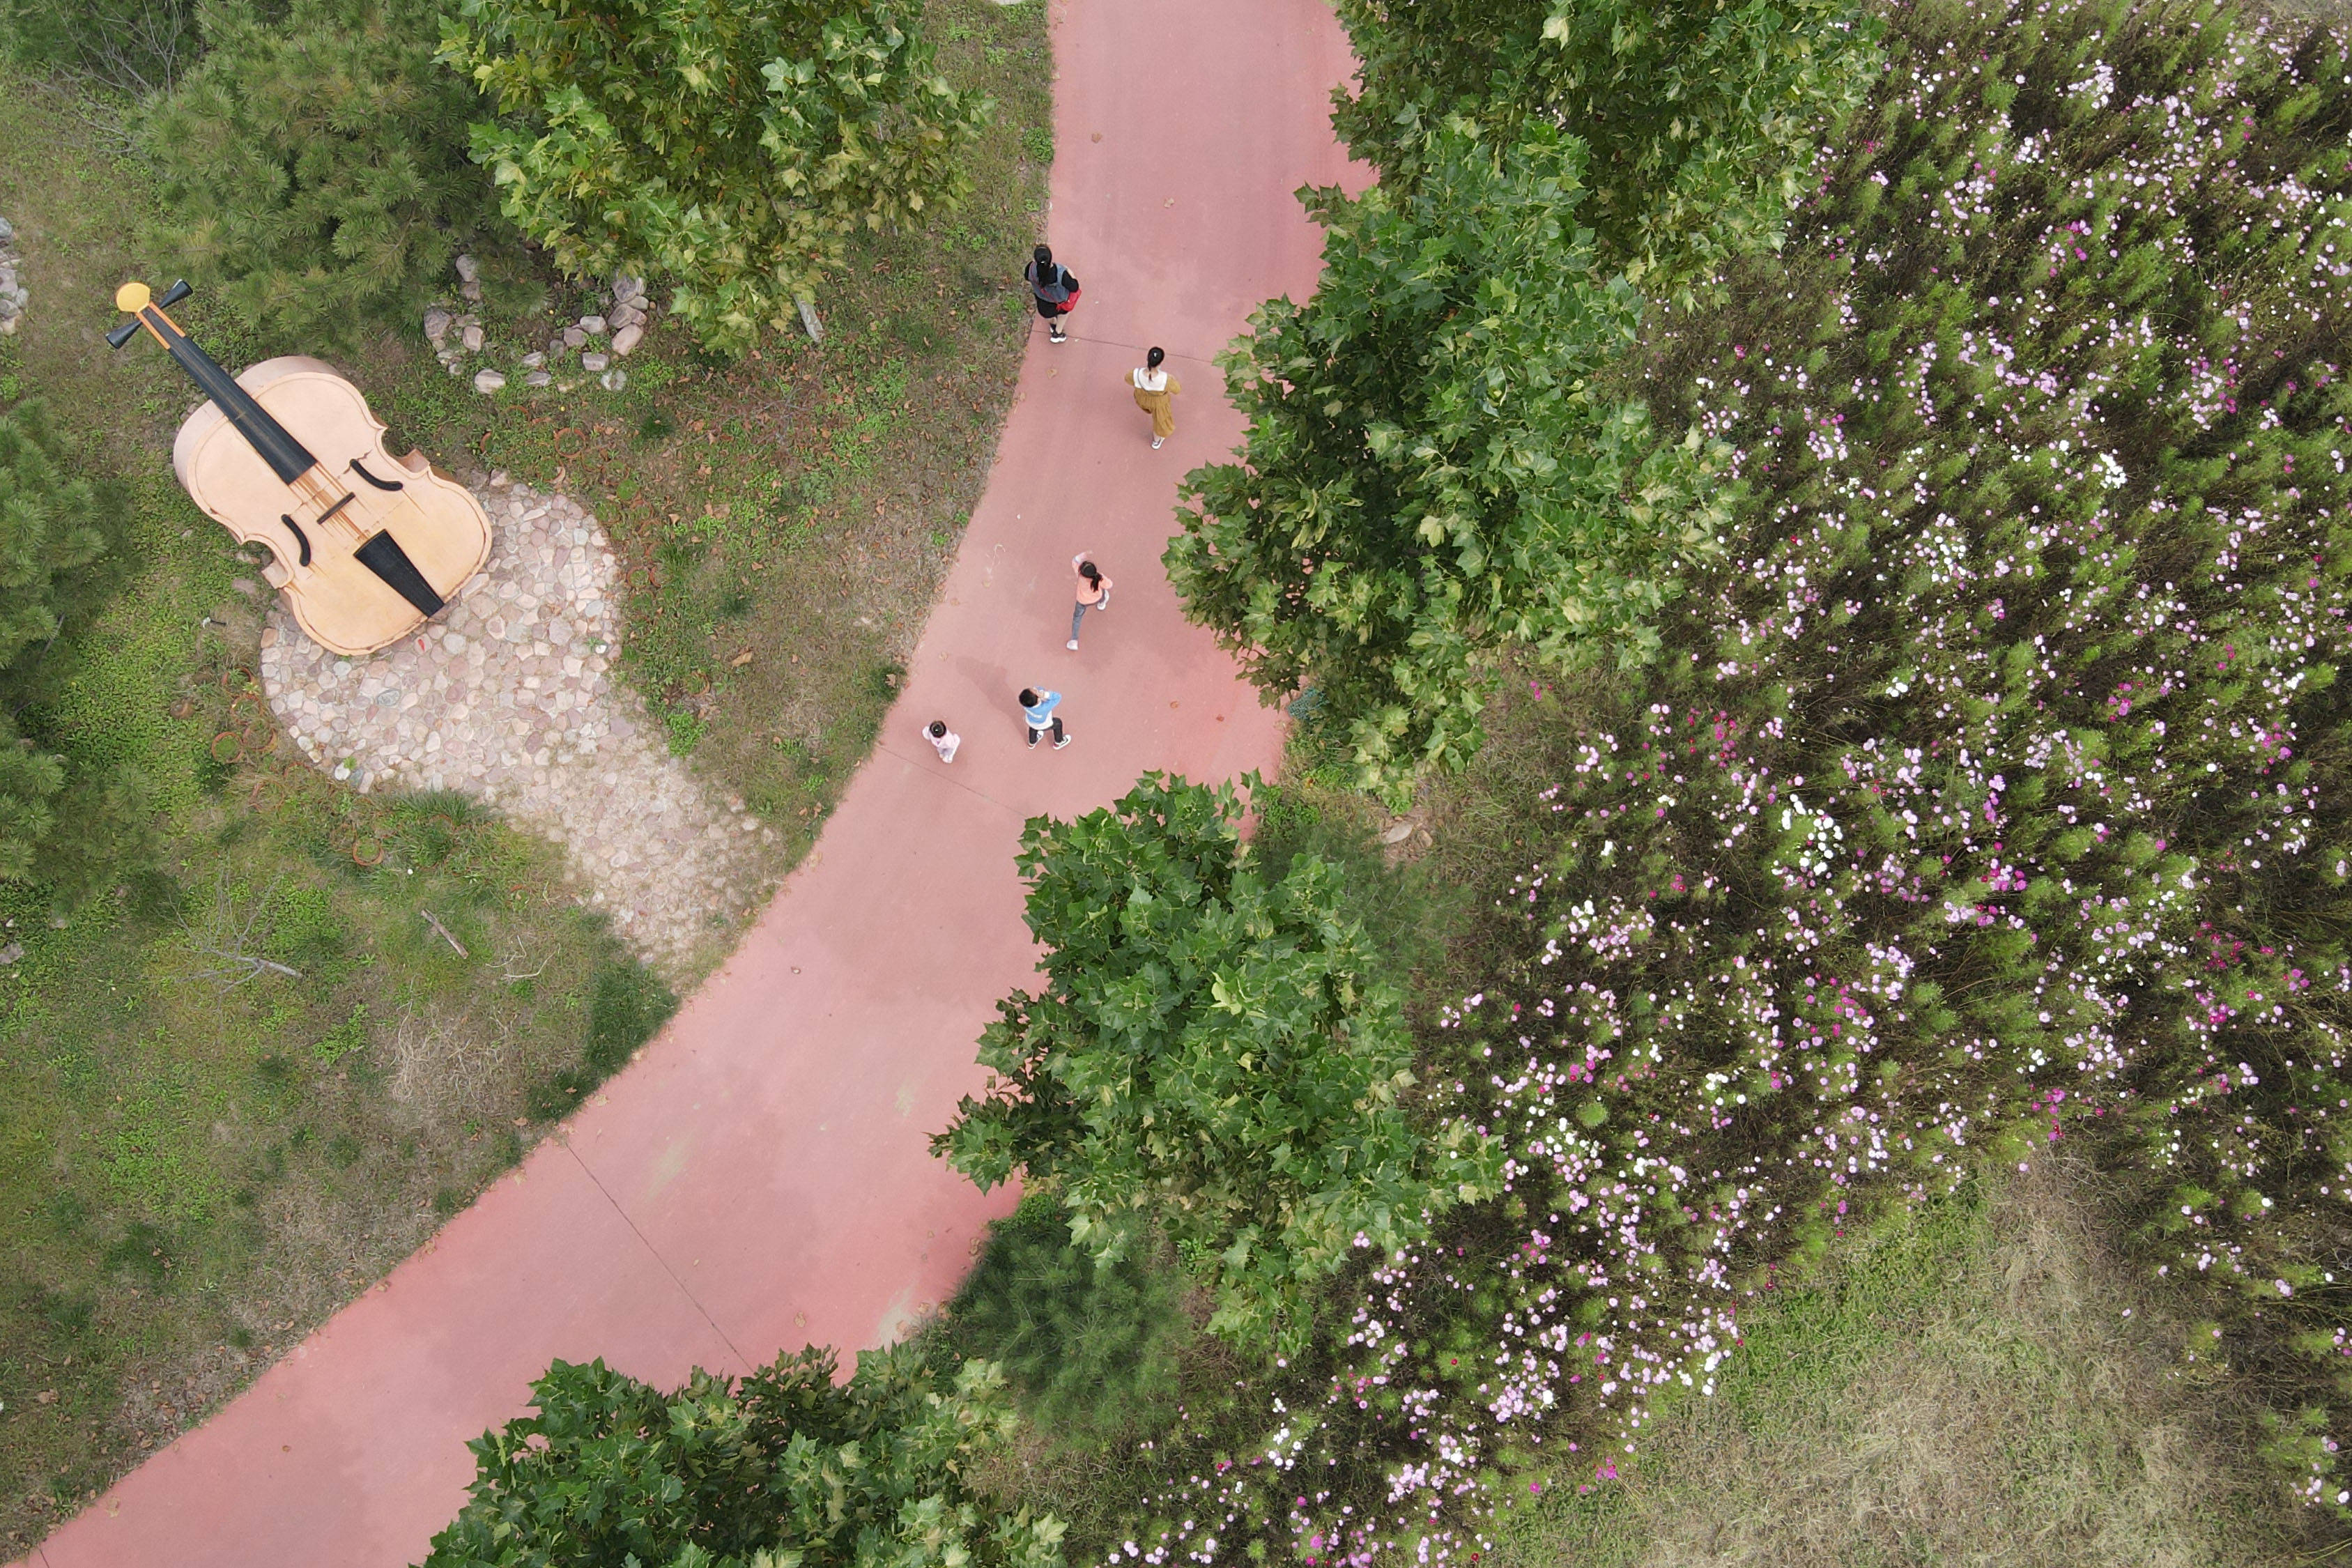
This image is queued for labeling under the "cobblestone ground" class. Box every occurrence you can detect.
[259,475,771,981]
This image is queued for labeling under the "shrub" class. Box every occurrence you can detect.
[137,0,510,350]
[933,774,1500,1353]
[439,0,992,358]
[1167,123,1732,804]
[420,1344,1067,1568]
[1121,0,2352,1558]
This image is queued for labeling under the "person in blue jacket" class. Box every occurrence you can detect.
[1019,687,1074,749]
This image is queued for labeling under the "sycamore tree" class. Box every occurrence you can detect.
[934,774,1499,1353]
[138,0,510,349]
[1332,0,1882,305]
[421,1344,1066,1568]
[440,0,990,358]
[1168,123,1730,801]
[1165,3,1880,803]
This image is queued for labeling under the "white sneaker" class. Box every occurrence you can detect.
[1066,638,1079,650]
[1053,735,1074,750]
[1152,436,1165,449]
[1049,327,1066,342]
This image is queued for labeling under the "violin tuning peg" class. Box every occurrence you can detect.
[157,279,193,308]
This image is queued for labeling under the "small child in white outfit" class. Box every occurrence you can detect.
[920,718,960,763]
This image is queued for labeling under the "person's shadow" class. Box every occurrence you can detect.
[951,654,1020,734]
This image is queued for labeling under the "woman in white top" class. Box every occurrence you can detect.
[918,718,960,762]
[1129,346,1181,449]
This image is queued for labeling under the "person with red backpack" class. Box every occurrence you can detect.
[1024,244,1080,343]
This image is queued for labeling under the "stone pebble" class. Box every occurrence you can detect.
[259,479,771,981]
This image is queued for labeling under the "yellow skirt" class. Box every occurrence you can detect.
[1132,384,1178,439]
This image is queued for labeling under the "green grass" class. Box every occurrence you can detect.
[0,0,1052,1541]
[1484,1163,2311,1567]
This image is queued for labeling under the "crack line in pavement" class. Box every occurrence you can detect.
[1029,330,1221,367]
[870,739,1034,817]
[555,1137,752,1371]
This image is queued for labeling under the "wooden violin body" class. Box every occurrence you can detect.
[110,280,491,659]
[171,358,491,656]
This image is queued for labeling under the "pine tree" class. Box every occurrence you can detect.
[439,0,992,358]
[0,399,136,886]
[138,0,509,349]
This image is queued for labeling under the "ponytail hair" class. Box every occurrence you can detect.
[1079,560,1101,586]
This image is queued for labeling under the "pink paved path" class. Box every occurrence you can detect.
[28,3,1358,1564]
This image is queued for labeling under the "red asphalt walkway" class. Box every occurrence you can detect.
[27,3,1359,1564]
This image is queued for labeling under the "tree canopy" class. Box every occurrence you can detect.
[421,1344,1066,1568]
[1332,0,1882,305]
[440,0,990,358]
[1165,1,1882,801]
[1167,123,1730,801]
[934,774,1498,1352]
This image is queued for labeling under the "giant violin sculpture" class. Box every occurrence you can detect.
[109,279,492,657]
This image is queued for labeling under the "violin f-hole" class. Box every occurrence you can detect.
[279,514,314,567]
[350,459,404,492]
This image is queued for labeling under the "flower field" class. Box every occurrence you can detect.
[1106,0,2352,1559]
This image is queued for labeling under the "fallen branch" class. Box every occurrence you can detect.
[184,866,304,990]
[421,910,470,958]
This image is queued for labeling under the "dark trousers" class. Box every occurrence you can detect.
[1027,716,1065,747]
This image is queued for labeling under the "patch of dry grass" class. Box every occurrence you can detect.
[1486,1160,2321,1568]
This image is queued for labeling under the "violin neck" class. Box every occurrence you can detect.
[149,309,321,486]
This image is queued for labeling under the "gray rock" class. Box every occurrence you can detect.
[473,368,507,394]
[563,326,587,349]
[461,323,484,352]
[520,351,545,369]
[454,252,479,284]
[460,279,484,304]
[581,351,610,374]
[612,272,645,303]
[610,323,643,357]
[424,305,453,342]
[579,315,607,336]
[0,216,13,243]
[599,368,627,392]
[0,941,22,966]
[525,370,553,388]
[610,302,645,330]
